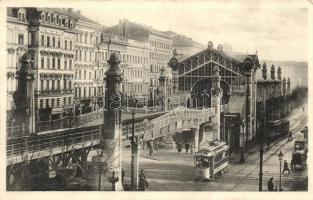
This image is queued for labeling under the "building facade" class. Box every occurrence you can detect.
[7,8,29,124]
[73,10,103,114]
[29,8,76,121]
[104,20,174,103]
[7,8,77,122]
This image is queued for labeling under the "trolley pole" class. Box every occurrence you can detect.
[259,86,266,191]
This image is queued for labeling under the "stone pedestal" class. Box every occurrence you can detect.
[89,53,124,191]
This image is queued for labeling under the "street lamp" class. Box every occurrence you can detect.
[278,151,284,191]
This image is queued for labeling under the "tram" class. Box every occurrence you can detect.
[291,128,308,170]
[265,119,289,139]
[194,141,229,181]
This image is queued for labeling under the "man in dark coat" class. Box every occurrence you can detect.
[268,177,276,191]
[139,170,149,191]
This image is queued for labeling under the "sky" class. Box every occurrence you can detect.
[77,1,308,62]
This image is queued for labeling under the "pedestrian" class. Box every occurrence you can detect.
[282,160,290,175]
[185,143,189,153]
[268,177,277,191]
[266,138,271,150]
[177,143,182,154]
[229,147,232,158]
[108,171,119,191]
[122,168,125,186]
[139,170,149,191]
[288,132,293,142]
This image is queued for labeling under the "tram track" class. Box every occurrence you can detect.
[226,108,307,191]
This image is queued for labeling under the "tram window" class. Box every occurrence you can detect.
[195,156,211,168]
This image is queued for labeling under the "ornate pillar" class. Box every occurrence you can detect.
[282,78,287,117]
[287,77,291,112]
[91,53,123,191]
[158,66,168,111]
[193,126,200,152]
[211,65,222,141]
[14,55,36,134]
[245,71,252,142]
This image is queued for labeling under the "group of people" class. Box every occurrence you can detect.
[268,160,291,191]
[110,169,149,191]
[177,143,192,154]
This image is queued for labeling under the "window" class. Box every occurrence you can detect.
[89,72,91,79]
[41,35,44,46]
[47,58,50,68]
[58,38,60,48]
[57,80,60,90]
[70,41,72,50]
[84,51,87,61]
[79,50,82,61]
[52,80,55,90]
[69,60,72,70]
[64,97,67,106]
[64,80,67,89]
[65,40,67,50]
[69,81,72,89]
[40,80,44,90]
[18,34,24,45]
[89,52,92,61]
[76,50,78,60]
[52,57,55,69]
[64,60,67,70]
[52,37,55,47]
[57,58,60,69]
[31,33,36,46]
[84,71,86,79]
[47,36,50,46]
[40,99,44,109]
[79,70,81,79]
[41,57,44,68]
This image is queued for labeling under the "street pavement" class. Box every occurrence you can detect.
[121,104,308,191]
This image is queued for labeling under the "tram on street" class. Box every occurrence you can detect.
[291,128,308,170]
[265,119,289,139]
[194,141,229,181]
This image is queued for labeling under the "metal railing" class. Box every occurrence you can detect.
[7,128,101,158]
[7,107,218,160]
[7,110,104,139]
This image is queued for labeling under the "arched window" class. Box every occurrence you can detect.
[41,13,45,21]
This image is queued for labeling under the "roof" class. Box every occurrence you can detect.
[52,8,101,26]
[164,31,204,48]
[104,19,171,41]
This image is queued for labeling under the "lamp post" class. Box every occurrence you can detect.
[278,151,284,191]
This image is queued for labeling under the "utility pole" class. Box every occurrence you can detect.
[131,109,135,190]
[130,109,140,191]
[259,86,266,191]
